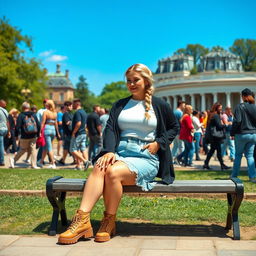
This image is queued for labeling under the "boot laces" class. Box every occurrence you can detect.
[69,214,83,233]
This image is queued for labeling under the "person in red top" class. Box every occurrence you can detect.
[176,105,195,167]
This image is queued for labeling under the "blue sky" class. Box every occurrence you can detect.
[1,0,256,95]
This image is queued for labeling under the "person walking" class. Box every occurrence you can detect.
[58,63,179,244]
[9,102,40,169]
[221,106,235,162]
[36,99,48,163]
[57,105,65,156]
[172,100,185,163]
[203,102,230,170]
[57,101,74,165]
[87,105,103,161]
[176,105,195,167]
[70,98,90,170]
[0,100,10,166]
[38,100,60,169]
[192,110,203,161]
[230,88,256,183]
[4,108,19,154]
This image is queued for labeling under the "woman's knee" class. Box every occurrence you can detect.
[105,165,119,182]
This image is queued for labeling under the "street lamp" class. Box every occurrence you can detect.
[21,88,31,100]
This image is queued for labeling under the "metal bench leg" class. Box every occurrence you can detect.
[225,193,233,231]
[59,192,68,226]
[225,178,244,240]
[46,176,64,236]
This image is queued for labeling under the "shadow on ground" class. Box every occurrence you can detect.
[33,220,231,239]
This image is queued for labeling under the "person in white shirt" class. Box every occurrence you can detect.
[192,110,203,161]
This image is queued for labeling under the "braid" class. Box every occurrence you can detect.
[144,85,153,120]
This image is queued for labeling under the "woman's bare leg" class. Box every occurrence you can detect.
[79,165,106,212]
[103,161,136,215]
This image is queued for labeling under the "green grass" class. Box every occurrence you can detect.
[0,168,255,192]
[0,195,255,235]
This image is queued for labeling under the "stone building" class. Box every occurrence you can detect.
[46,64,74,108]
[154,50,256,111]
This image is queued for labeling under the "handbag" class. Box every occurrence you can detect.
[210,126,225,139]
[36,126,46,147]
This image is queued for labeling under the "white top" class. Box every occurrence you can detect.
[0,107,8,131]
[36,108,46,124]
[118,98,157,141]
[192,116,203,134]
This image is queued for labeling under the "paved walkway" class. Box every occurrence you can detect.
[1,234,256,256]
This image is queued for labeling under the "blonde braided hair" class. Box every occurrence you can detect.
[125,64,154,120]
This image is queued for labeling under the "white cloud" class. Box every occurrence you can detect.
[46,55,68,62]
[39,50,55,57]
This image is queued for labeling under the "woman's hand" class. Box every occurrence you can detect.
[96,152,116,171]
[143,141,160,155]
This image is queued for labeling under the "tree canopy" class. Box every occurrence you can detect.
[175,44,209,65]
[0,17,47,110]
[230,39,256,71]
[98,81,130,109]
[74,75,98,113]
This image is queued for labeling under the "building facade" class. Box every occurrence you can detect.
[46,64,74,108]
[154,51,256,111]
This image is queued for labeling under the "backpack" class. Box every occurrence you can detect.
[23,114,38,134]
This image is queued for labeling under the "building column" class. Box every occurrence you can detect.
[173,95,177,109]
[226,92,231,107]
[213,92,218,103]
[181,95,185,101]
[201,93,206,111]
[191,94,195,109]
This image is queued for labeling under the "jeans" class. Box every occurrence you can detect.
[231,133,256,179]
[70,134,87,152]
[194,132,201,159]
[177,140,194,165]
[0,129,7,164]
[221,132,235,159]
[172,135,185,159]
[183,140,194,165]
[88,134,102,161]
[43,125,56,152]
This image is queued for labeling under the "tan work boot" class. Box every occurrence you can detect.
[94,211,116,242]
[58,210,93,244]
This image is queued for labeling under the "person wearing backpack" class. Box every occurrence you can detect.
[9,102,40,169]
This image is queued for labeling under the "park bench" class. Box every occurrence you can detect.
[46,176,244,240]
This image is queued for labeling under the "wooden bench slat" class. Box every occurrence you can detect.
[52,178,237,193]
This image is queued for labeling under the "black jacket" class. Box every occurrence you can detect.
[93,96,180,184]
[15,111,40,139]
[231,102,256,136]
[205,114,225,143]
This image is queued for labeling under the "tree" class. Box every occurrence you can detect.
[98,81,130,109]
[230,39,256,71]
[211,45,225,52]
[175,44,209,65]
[0,17,47,109]
[74,75,98,113]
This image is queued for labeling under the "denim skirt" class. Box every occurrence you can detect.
[115,137,159,191]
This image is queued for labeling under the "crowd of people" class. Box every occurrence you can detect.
[0,63,255,245]
[172,88,256,183]
[0,98,109,170]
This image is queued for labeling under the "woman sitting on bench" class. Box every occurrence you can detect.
[58,63,179,244]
